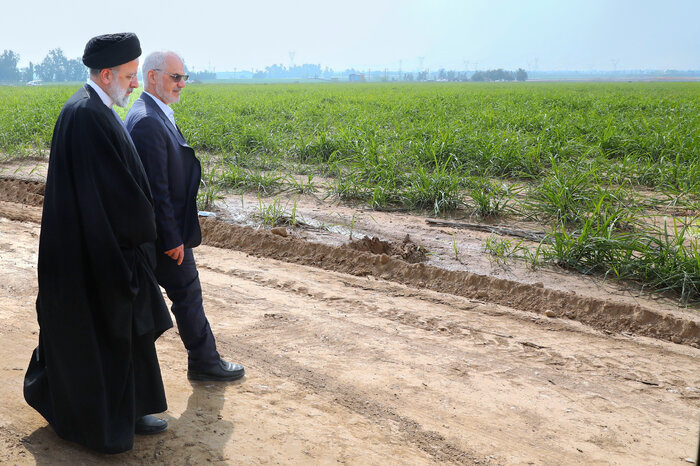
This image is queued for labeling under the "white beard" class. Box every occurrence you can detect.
[107,80,130,108]
[156,79,179,104]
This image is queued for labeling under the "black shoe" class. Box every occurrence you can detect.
[188,358,245,382]
[135,415,168,435]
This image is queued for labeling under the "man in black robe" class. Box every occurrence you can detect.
[23,33,173,454]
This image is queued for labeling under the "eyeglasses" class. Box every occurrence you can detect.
[153,69,189,83]
[109,68,137,81]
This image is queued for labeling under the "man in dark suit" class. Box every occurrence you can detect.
[125,51,244,382]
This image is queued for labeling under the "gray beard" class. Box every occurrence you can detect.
[156,80,179,104]
[107,80,130,108]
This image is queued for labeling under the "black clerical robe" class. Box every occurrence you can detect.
[24,85,173,454]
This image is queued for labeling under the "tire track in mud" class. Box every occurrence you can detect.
[198,260,700,403]
[195,263,492,464]
[1,176,698,348]
[202,260,565,348]
[200,218,700,347]
[214,338,485,465]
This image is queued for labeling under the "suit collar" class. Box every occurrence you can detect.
[142,90,174,121]
[140,92,190,148]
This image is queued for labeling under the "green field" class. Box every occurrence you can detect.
[1,82,698,301]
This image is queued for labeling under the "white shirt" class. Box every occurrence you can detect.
[143,91,177,131]
[86,79,126,129]
[86,79,114,108]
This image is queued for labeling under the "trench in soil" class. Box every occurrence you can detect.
[1,175,698,348]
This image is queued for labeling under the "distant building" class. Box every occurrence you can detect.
[349,73,366,82]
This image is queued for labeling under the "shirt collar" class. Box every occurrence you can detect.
[143,91,175,120]
[86,79,114,108]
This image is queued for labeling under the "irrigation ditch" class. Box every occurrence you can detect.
[1,175,698,348]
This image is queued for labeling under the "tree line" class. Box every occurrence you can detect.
[470,68,528,82]
[0,48,86,83]
[249,66,528,82]
[1,49,528,84]
[252,64,333,79]
[420,68,527,82]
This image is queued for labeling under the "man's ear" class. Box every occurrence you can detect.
[147,69,157,87]
[99,68,113,86]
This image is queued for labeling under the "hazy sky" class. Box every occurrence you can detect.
[2,0,698,72]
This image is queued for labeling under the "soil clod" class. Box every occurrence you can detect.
[346,234,428,264]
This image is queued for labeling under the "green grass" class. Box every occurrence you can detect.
[1,81,699,301]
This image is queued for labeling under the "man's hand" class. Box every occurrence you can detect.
[164,244,184,266]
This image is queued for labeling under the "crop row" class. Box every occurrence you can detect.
[0,82,698,301]
[2,82,698,192]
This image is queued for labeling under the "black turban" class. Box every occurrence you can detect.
[82,33,141,69]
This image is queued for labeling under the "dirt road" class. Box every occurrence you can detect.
[0,170,699,464]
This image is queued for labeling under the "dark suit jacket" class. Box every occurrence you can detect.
[125,92,202,252]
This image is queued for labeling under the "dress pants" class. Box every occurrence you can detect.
[155,248,220,367]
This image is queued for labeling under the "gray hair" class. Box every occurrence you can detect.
[142,51,183,75]
[89,67,116,77]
